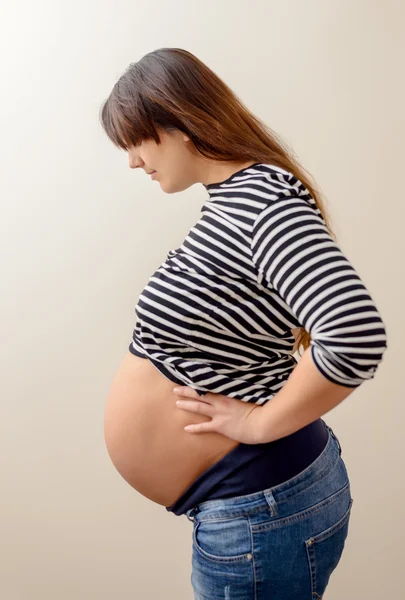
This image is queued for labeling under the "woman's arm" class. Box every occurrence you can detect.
[251,195,388,388]
[250,193,387,442]
[253,344,356,443]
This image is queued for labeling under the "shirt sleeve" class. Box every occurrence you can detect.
[250,194,388,388]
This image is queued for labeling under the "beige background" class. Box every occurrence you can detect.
[1,1,402,598]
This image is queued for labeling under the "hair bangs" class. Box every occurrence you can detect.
[100,87,161,151]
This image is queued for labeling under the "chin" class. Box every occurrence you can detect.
[160,181,183,194]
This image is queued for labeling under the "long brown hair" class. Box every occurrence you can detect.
[99,47,338,355]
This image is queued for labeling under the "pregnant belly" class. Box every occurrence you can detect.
[103,351,240,507]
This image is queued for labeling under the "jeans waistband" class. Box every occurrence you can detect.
[186,423,341,522]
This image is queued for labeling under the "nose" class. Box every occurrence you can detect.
[129,157,143,169]
[128,149,143,169]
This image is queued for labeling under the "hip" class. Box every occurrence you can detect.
[189,425,353,599]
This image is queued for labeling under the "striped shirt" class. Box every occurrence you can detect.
[129,163,388,404]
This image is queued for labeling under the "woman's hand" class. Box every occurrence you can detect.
[173,386,263,444]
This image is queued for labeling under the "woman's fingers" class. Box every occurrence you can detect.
[176,399,215,416]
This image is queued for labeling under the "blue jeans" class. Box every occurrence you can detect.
[187,425,353,599]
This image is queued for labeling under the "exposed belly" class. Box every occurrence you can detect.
[103,351,240,507]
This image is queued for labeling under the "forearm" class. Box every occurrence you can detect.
[255,346,357,444]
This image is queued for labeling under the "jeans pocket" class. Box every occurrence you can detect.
[193,516,253,564]
[305,496,354,599]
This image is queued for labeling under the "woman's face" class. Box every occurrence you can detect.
[127,128,197,193]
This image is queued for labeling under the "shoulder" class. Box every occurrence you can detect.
[244,163,311,200]
[248,164,324,230]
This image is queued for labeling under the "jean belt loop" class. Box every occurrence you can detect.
[263,489,278,517]
[327,425,342,455]
[336,435,342,455]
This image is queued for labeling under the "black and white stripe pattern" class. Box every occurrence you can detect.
[129,163,387,404]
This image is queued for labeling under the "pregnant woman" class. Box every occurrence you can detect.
[100,48,388,599]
